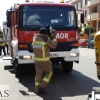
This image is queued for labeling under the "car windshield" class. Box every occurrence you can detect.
[90,40,94,43]
[84,40,88,42]
[79,39,88,42]
[19,6,77,30]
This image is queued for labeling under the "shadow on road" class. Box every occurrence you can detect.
[6,65,100,100]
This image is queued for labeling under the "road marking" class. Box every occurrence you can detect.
[3,56,12,60]
[0,56,12,62]
[0,58,3,61]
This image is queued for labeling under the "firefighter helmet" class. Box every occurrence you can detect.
[39,28,47,35]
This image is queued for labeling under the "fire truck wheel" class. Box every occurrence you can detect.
[87,93,92,99]
[61,61,73,73]
[14,59,22,77]
[12,59,15,69]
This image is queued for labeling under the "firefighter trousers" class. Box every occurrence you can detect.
[34,61,53,93]
[0,46,6,56]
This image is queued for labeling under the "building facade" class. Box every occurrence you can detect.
[87,0,100,32]
[67,0,100,32]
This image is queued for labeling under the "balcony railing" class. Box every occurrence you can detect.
[68,0,79,4]
[87,13,99,20]
[87,0,99,6]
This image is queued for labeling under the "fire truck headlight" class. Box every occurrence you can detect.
[70,53,79,57]
[19,55,32,59]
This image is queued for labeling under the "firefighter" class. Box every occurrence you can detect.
[0,38,6,57]
[32,26,57,94]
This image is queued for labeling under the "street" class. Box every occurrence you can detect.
[0,48,100,100]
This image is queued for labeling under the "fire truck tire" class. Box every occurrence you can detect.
[14,59,22,77]
[61,61,73,73]
[88,93,92,99]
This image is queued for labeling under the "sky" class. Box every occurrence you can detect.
[0,0,68,30]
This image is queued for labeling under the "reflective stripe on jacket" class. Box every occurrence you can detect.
[0,41,5,46]
[33,41,50,61]
[0,44,5,46]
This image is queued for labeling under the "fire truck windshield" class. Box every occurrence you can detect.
[19,6,77,30]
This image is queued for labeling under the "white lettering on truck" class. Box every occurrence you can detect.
[56,33,68,39]
[33,33,68,39]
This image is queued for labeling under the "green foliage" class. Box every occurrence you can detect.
[84,25,94,35]
[78,27,82,33]
[0,30,3,36]
[99,27,100,31]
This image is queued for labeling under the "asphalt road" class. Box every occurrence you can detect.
[0,48,100,100]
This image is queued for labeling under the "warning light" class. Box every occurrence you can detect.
[60,0,64,3]
[25,0,29,2]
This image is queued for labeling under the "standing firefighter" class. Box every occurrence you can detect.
[0,38,6,57]
[32,25,57,94]
[94,31,100,80]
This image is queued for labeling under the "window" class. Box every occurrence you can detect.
[83,0,85,6]
[91,7,97,12]
[95,7,97,12]
[19,6,77,30]
[81,1,82,8]
[84,10,87,17]
[3,22,7,25]
[74,4,77,9]
[85,0,87,5]
[77,3,78,9]
[83,0,87,6]
[78,2,81,9]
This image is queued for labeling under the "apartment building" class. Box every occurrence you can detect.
[67,0,100,32]
[87,0,100,32]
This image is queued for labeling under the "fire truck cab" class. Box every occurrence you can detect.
[5,0,84,76]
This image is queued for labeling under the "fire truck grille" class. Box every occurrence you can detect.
[28,42,73,53]
[50,42,72,52]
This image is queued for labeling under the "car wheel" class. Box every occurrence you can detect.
[14,59,22,77]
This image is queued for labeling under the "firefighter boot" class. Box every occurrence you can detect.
[39,86,47,94]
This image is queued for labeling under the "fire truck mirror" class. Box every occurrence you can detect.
[80,13,84,24]
[6,10,11,27]
[76,14,77,22]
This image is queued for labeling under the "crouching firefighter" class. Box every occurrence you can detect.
[32,26,57,94]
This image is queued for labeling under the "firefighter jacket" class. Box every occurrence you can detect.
[0,38,5,47]
[32,34,57,62]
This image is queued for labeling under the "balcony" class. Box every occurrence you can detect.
[87,13,99,20]
[68,0,79,4]
[87,0,99,7]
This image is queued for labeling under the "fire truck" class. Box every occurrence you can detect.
[5,0,84,77]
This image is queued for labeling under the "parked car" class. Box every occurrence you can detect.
[87,39,94,49]
[79,39,89,47]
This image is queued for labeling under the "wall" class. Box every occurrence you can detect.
[80,34,88,39]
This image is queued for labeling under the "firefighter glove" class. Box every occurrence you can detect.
[41,36,48,42]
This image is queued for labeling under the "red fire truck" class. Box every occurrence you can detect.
[5,0,84,76]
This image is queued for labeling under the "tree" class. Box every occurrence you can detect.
[84,25,94,36]
[0,30,3,36]
[78,27,82,33]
